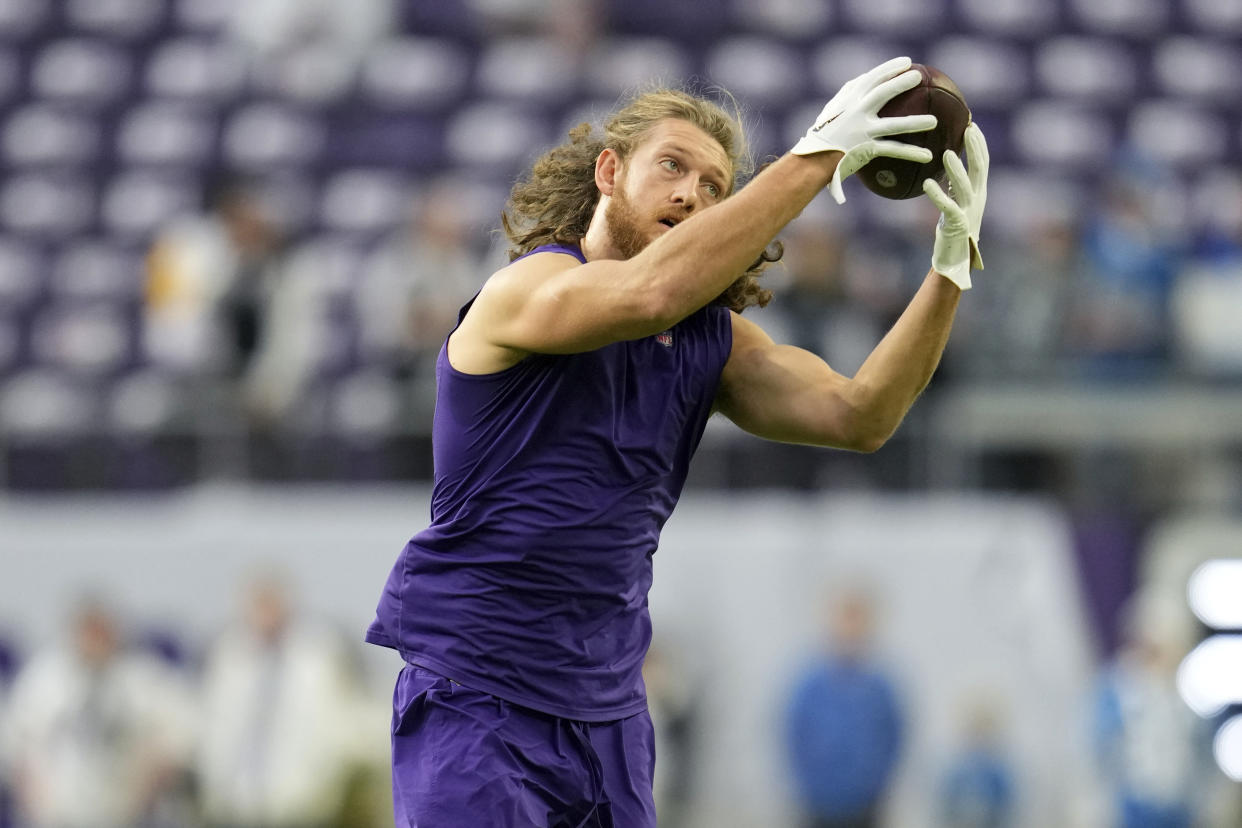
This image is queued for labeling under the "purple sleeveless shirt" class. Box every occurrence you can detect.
[366,244,733,721]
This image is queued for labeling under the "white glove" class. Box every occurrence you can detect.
[792,56,939,204]
[924,122,988,290]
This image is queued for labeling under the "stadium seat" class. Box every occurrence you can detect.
[100,169,200,240]
[28,304,131,375]
[927,37,1029,110]
[220,102,325,170]
[704,36,804,106]
[0,369,97,437]
[956,0,1057,37]
[581,38,692,99]
[3,104,102,167]
[839,0,946,35]
[984,169,1085,239]
[0,0,52,40]
[1183,0,1242,34]
[107,369,183,433]
[0,311,18,374]
[248,42,358,108]
[358,36,471,110]
[63,0,168,40]
[729,0,833,41]
[475,36,577,103]
[444,101,549,172]
[0,47,18,106]
[0,174,95,239]
[116,101,216,167]
[1152,37,1242,104]
[143,37,247,102]
[1128,101,1228,169]
[1033,36,1137,102]
[1010,101,1115,169]
[0,236,45,311]
[50,238,145,303]
[171,0,233,32]
[29,38,134,109]
[1065,0,1169,36]
[809,37,904,96]
[317,169,412,237]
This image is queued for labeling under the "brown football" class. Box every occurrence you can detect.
[858,63,971,200]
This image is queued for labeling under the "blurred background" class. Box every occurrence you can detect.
[1,0,1242,826]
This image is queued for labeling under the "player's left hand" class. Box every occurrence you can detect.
[924,122,988,290]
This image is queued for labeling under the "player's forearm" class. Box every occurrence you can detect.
[637,152,839,326]
[846,268,960,449]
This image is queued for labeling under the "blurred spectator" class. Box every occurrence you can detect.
[146,176,334,426]
[642,638,701,828]
[783,585,905,828]
[1092,594,1213,828]
[1068,163,1184,377]
[2,595,195,828]
[197,569,363,828]
[938,696,1017,828]
[947,214,1081,380]
[355,179,485,390]
[144,175,287,378]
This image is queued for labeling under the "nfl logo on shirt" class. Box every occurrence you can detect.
[655,331,673,347]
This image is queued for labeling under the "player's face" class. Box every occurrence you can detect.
[605,118,731,259]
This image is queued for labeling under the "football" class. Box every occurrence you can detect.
[858,64,972,200]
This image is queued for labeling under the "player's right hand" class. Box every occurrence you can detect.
[792,56,938,204]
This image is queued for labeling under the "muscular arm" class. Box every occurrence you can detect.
[716,268,960,452]
[450,152,840,373]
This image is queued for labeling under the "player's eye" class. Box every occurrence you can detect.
[660,158,679,173]
[704,182,720,199]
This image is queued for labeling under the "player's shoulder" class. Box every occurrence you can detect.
[476,247,585,308]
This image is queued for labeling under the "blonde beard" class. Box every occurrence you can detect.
[602,182,653,260]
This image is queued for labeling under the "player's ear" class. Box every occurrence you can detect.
[595,148,620,196]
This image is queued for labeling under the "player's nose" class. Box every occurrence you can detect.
[670,180,699,211]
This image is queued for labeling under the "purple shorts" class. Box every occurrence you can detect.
[390,663,657,828]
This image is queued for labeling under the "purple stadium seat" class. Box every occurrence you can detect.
[29,38,134,109]
[1010,101,1115,169]
[582,37,692,99]
[840,0,947,35]
[956,0,1058,38]
[927,36,1029,110]
[107,369,183,433]
[0,369,97,437]
[0,47,18,106]
[1034,36,1137,103]
[50,239,146,304]
[101,169,201,240]
[0,0,53,40]
[1128,101,1228,169]
[116,101,216,167]
[0,236,44,311]
[729,0,833,41]
[1152,37,1242,104]
[808,37,904,96]
[475,36,577,103]
[704,36,804,106]
[359,36,471,111]
[317,169,412,237]
[144,37,247,102]
[63,0,168,40]
[221,102,325,170]
[2,104,102,167]
[444,101,548,172]
[27,304,132,376]
[603,0,728,42]
[171,0,232,32]
[1184,0,1242,34]
[1066,0,1170,37]
[0,174,95,240]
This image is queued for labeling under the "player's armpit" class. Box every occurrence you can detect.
[714,312,882,452]
[447,250,666,375]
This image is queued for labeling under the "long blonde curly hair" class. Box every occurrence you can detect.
[501,88,780,313]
